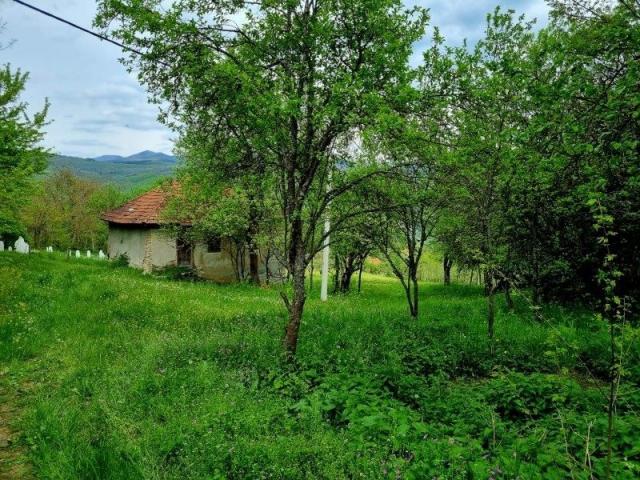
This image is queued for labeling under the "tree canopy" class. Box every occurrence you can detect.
[0,65,49,239]
[96,0,429,355]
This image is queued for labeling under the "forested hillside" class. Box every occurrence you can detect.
[47,152,176,189]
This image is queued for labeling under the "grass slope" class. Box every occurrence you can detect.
[0,253,638,479]
[48,155,176,190]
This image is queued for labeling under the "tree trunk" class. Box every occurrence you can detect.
[238,245,246,281]
[308,230,315,293]
[357,263,363,293]
[401,282,414,318]
[333,255,340,294]
[284,263,306,358]
[505,282,514,310]
[402,263,419,318]
[484,270,491,296]
[339,255,356,293]
[340,268,354,292]
[411,274,419,318]
[249,247,260,284]
[230,243,242,282]
[443,255,453,286]
[264,247,271,285]
[283,218,306,358]
[530,209,544,318]
[485,270,496,355]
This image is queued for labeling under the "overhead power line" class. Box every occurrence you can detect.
[10,0,169,67]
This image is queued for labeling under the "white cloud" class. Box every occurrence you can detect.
[1,0,171,157]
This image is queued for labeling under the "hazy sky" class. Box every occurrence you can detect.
[1,0,549,158]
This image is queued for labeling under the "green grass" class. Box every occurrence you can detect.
[1,253,638,479]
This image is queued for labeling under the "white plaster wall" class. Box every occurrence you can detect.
[107,226,148,268]
[148,229,177,270]
[108,226,177,271]
[193,239,276,283]
[108,225,277,282]
[193,239,238,283]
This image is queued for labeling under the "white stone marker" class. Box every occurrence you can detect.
[8,246,12,252]
[75,250,81,258]
[15,236,29,254]
[98,250,106,259]
[0,241,4,251]
[86,250,91,258]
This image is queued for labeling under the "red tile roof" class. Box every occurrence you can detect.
[102,183,187,226]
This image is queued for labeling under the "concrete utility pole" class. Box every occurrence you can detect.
[320,215,330,301]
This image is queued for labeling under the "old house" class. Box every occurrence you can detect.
[102,185,266,282]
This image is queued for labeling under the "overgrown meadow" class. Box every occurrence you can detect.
[1,253,639,479]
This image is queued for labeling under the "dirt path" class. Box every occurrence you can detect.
[0,377,33,480]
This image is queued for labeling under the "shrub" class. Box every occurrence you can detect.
[110,253,129,268]
[153,265,200,281]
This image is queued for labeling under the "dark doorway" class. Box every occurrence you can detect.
[176,239,193,267]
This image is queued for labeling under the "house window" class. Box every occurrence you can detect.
[207,237,222,253]
[176,239,193,266]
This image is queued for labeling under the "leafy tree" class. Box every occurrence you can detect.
[95,0,428,356]
[330,217,373,294]
[21,170,122,250]
[442,9,535,351]
[510,0,640,307]
[434,214,471,286]
[414,29,462,289]
[519,5,640,474]
[352,29,452,316]
[0,65,49,240]
[365,158,442,318]
[170,129,280,283]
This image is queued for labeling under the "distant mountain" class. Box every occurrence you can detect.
[48,153,178,190]
[94,150,177,164]
[94,154,125,162]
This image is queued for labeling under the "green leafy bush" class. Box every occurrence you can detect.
[153,265,200,281]
[109,253,129,268]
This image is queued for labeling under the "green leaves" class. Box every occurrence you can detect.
[0,64,50,238]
